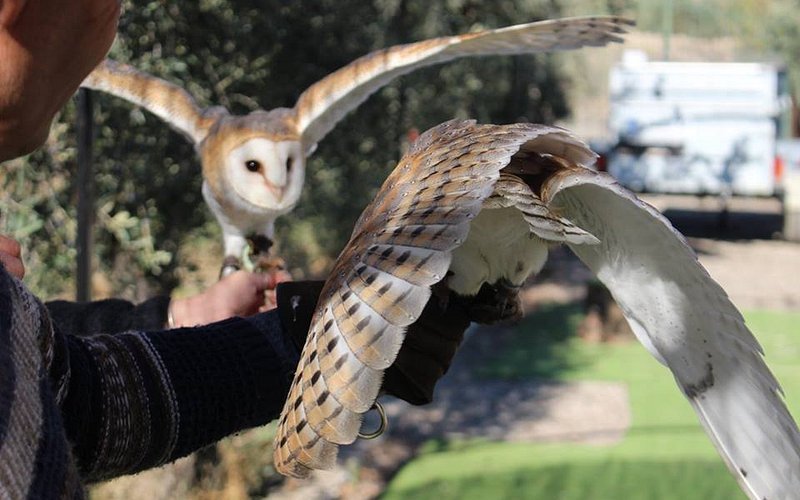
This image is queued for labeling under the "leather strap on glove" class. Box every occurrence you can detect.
[275,281,471,406]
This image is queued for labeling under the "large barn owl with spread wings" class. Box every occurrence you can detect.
[273,120,800,500]
[82,16,632,274]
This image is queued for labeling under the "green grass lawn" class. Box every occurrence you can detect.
[383,306,800,500]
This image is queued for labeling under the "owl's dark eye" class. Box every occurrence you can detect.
[245,160,261,172]
[286,157,294,172]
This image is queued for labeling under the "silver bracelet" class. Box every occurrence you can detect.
[167,302,176,329]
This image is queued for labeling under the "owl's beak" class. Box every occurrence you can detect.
[271,186,286,202]
[263,179,286,202]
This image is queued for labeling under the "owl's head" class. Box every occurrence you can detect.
[201,109,306,216]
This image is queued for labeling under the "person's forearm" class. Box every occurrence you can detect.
[59,311,298,482]
[46,296,171,336]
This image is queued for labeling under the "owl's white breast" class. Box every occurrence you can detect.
[447,206,549,296]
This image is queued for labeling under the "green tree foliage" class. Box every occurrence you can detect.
[753,0,800,100]
[4,0,573,299]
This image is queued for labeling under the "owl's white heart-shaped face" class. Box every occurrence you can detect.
[224,137,305,214]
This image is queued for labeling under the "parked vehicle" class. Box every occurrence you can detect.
[605,50,792,199]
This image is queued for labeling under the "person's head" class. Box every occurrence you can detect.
[0,0,120,161]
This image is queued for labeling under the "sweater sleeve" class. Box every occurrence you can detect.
[58,311,299,483]
[0,269,85,499]
[45,296,171,336]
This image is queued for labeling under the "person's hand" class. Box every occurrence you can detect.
[0,0,120,161]
[274,280,473,406]
[0,234,24,279]
[169,270,288,328]
[263,268,292,310]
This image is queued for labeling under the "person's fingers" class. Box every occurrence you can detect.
[235,273,272,315]
[211,270,292,317]
[265,270,293,289]
[0,251,24,279]
[250,272,273,293]
[0,235,24,278]
[261,289,277,312]
[0,235,21,257]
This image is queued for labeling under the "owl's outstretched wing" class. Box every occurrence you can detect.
[273,120,551,477]
[82,59,226,144]
[542,169,800,500]
[293,16,632,149]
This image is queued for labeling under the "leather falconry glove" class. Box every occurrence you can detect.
[275,280,471,405]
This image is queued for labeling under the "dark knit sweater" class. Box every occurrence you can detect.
[0,268,300,498]
[46,295,172,336]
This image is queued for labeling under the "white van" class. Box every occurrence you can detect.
[605,51,792,198]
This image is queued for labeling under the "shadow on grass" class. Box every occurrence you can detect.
[475,302,587,381]
[383,459,744,500]
[375,303,594,448]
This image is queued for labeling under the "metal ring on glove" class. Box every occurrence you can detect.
[357,401,387,440]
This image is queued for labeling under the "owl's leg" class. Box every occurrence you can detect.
[468,279,523,324]
[221,233,248,277]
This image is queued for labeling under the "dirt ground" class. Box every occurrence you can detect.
[690,238,800,310]
[641,194,800,311]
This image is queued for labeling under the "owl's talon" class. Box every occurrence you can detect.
[247,234,274,258]
[468,279,523,324]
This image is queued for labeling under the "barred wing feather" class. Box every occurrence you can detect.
[274,121,616,477]
[487,173,598,245]
[273,120,539,476]
[83,59,225,143]
[295,16,633,148]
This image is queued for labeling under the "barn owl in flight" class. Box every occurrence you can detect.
[273,120,800,500]
[82,16,633,275]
